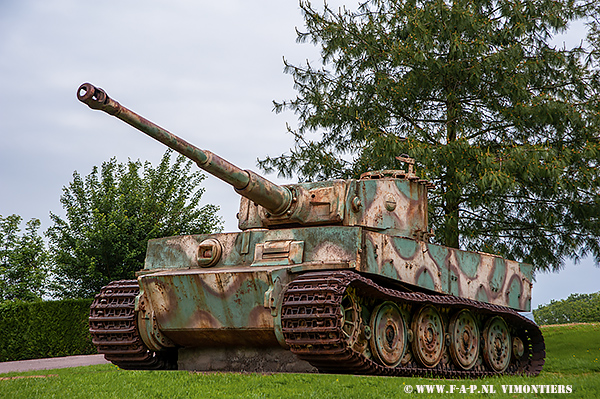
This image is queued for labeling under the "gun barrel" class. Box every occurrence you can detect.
[77,83,292,215]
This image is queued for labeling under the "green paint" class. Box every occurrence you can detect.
[391,237,418,259]
[358,180,394,230]
[476,286,489,303]
[380,259,400,281]
[455,251,480,278]
[426,243,448,269]
[508,278,522,310]
[360,180,379,205]
[362,237,380,275]
[449,270,459,295]
[395,180,420,200]
[417,268,435,291]
[424,243,448,292]
[152,272,271,330]
[490,258,506,293]
[519,262,533,282]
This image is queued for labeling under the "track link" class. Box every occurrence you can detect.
[89,280,177,370]
[281,270,545,377]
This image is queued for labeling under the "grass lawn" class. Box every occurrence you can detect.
[1,323,598,398]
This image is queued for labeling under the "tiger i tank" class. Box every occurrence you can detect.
[78,83,545,377]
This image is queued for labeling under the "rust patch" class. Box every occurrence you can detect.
[144,277,180,325]
[312,241,353,263]
[248,305,274,328]
[196,273,248,299]
[190,309,221,329]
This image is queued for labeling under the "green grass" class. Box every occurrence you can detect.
[540,322,600,374]
[1,323,599,398]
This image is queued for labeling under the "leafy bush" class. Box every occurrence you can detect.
[0,214,48,301]
[534,292,600,325]
[47,151,222,299]
[0,299,95,362]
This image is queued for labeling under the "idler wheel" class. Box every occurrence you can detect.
[340,288,367,352]
[483,316,511,372]
[412,305,445,368]
[448,309,480,370]
[369,302,406,367]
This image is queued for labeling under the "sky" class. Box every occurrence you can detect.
[1,0,598,310]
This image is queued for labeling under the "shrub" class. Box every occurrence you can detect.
[0,299,95,362]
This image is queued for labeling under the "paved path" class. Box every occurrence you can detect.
[0,354,109,374]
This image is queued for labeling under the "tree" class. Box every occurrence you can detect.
[260,0,600,271]
[533,291,600,325]
[47,151,223,298]
[0,214,48,301]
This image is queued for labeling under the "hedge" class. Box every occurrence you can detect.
[0,299,96,362]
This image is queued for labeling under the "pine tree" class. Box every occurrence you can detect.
[260,0,600,272]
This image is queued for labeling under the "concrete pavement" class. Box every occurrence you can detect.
[0,354,109,374]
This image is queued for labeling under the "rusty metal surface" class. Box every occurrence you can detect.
[448,309,480,370]
[237,175,430,238]
[360,231,533,311]
[350,174,430,239]
[137,269,280,348]
[140,226,532,312]
[280,270,545,377]
[142,227,362,271]
[79,82,543,376]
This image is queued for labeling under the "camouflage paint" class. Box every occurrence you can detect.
[137,226,362,349]
[78,83,535,356]
[359,231,532,312]
[143,226,362,272]
[138,268,279,347]
[347,177,429,238]
[237,173,430,240]
[137,226,532,351]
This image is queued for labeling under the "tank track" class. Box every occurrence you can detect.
[281,270,545,377]
[89,280,177,370]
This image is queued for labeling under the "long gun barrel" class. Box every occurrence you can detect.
[77,83,292,216]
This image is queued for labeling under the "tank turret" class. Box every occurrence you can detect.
[78,83,433,239]
[80,83,544,377]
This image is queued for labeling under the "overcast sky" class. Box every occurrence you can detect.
[1,0,598,309]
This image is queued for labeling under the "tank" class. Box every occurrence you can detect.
[78,83,545,376]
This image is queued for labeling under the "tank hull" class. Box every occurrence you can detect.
[90,226,542,374]
[130,226,533,350]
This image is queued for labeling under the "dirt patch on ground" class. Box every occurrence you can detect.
[0,374,58,381]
